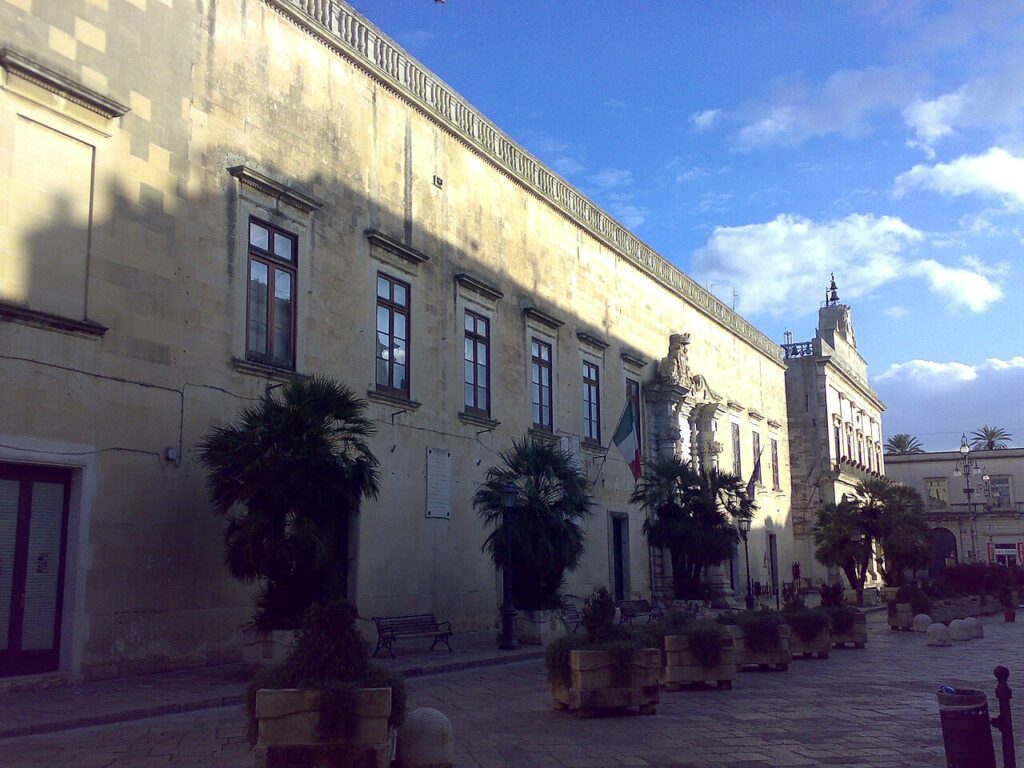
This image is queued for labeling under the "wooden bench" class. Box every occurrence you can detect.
[371,613,452,659]
[617,599,662,626]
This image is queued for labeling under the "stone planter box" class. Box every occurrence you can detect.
[951,598,970,621]
[880,587,900,604]
[551,648,660,716]
[659,634,735,690]
[831,612,867,648]
[931,600,953,624]
[728,624,791,671]
[242,629,296,668]
[978,595,999,616]
[516,609,568,646]
[789,628,831,659]
[888,603,913,631]
[254,687,392,768]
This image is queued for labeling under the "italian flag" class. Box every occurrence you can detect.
[613,404,642,481]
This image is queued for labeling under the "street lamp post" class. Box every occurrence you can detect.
[738,517,754,610]
[499,480,519,650]
[955,434,981,562]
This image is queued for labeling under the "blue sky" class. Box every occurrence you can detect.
[351,0,1024,450]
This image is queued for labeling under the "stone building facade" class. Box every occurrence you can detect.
[0,0,791,681]
[885,449,1024,573]
[783,279,886,588]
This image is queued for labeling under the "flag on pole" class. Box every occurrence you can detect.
[746,446,763,502]
[612,403,642,481]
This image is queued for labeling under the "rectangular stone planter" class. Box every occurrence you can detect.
[242,629,296,668]
[951,598,970,621]
[978,595,999,616]
[253,687,392,768]
[516,609,568,646]
[831,612,867,648]
[728,624,791,671]
[659,633,736,690]
[880,587,900,604]
[551,648,660,716]
[931,600,953,624]
[888,603,913,631]
[789,628,831,659]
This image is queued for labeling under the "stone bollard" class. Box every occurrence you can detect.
[396,707,454,768]
[965,617,983,639]
[949,619,972,641]
[927,623,952,646]
[913,613,933,632]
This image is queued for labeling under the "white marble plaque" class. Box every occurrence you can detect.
[425,447,451,519]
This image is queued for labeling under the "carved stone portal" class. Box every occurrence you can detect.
[645,335,739,609]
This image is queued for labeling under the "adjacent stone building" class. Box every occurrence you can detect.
[0,0,794,681]
[783,278,886,589]
[886,448,1024,573]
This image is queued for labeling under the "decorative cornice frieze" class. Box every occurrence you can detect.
[365,229,430,265]
[0,49,128,119]
[454,273,503,302]
[523,306,563,330]
[263,0,785,365]
[620,350,647,369]
[747,410,764,422]
[576,330,609,351]
[227,164,323,214]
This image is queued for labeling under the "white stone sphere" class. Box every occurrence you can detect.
[965,617,983,639]
[396,707,454,768]
[912,613,933,632]
[949,619,972,641]
[927,623,951,646]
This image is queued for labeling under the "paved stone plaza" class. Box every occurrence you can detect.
[4,612,1022,767]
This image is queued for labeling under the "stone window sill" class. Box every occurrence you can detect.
[366,389,422,410]
[233,357,297,382]
[0,302,107,338]
[458,411,499,430]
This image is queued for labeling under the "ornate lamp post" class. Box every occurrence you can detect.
[498,480,519,650]
[738,516,754,610]
[954,434,980,562]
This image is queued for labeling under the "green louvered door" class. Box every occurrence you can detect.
[0,464,71,677]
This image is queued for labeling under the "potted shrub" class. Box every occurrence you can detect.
[999,587,1016,623]
[474,437,593,646]
[248,601,406,768]
[888,584,930,631]
[545,588,659,717]
[198,377,380,664]
[646,614,736,691]
[826,606,867,648]
[720,611,790,671]
[785,608,831,659]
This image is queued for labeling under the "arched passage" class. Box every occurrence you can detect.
[927,527,958,578]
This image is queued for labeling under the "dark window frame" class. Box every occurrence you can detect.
[531,337,553,432]
[375,272,412,399]
[582,361,601,444]
[626,378,642,453]
[771,437,781,490]
[731,423,741,476]
[752,431,762,484]
[463,309,491,417]
[246,217,298,370]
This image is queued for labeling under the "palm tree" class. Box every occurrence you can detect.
[197,376,380,630]
[969,425,1013,451]
[631,457,753,600]
[473,437,593,610]
[884,434,925,455]
[878,484,929,587]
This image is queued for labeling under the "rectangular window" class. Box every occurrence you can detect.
[464,311,490,415]
[375,273,410,398]
[834,425,841,462]
[731,423,741,476]
[531,338,553,431]
[752,431,762,484]
[771,438,781,490]
[247,218,297,369]
[626,379,642,453]
[989,477,1012,509]
[582,361,601,444]
[925,478,949,511]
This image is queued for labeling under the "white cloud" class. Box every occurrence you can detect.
[586,168,633,189]
[884,306,909,320]
[692,213,922,315]
[689,109,721,131]
[610,203,648,229]
[698,192,732,214]
[735,66,914,149]
[907,258,1004,312]
[676,166,707,183]
[895,147,1024,206]
[874,357,1024,450]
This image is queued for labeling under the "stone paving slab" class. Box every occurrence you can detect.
[0,629,541,739]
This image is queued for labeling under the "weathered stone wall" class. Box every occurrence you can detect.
[0,0,792,678]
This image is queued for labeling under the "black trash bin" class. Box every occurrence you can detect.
[937,686,997,768]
